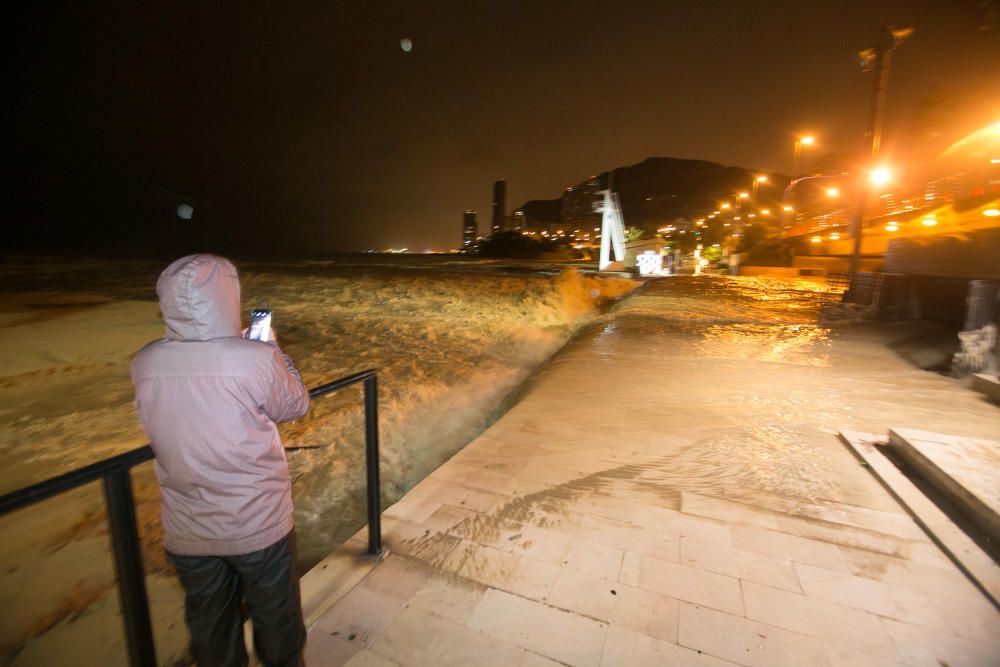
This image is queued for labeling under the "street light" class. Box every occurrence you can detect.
[826,187,840,198]
[869,166,892,187]
[847,25,913,298]
[752,175,768,199]
[792,135,816,176]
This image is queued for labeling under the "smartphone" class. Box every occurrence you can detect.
[246,308,273,341]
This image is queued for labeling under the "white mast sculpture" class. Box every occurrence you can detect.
[596,189,627,270]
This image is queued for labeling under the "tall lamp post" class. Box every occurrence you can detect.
[792,136,815,177]
[846,25,913,299]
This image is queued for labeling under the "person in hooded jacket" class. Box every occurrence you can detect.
[132,254,310,667]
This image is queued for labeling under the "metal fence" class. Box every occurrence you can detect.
[0,368,382,667]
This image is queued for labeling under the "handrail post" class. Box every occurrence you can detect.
[104,468,157,667]
[363,374,382,555]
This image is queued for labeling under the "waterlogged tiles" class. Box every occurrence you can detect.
[408,573,488,625]
[681,536,801,592]
[384,496,442,525]
[343,650,399,666]
[312,586,406,649]
[547,570,618,621]
[638,554,744,615]
[633,505,733,545]
[792,500,925,541]
[600,624,736,667]
[518,461,587,487]
[574,522,680,560]
[932,593,1000,644]
[370,606,525,666]
[562,540,624,581]
[520,652,564,667]
[681,492,781,531]
[775,514,913,559]
[358,554,431,602]
[533,452,620,475]
[619,551,641,587]
[741,581,898,658]
[678,602,830,667]
[420,479,506,513]
[881,616,1000,667]
[824,644,909,667]
[731,524,849,572]
[467,589,609,667]
[456,467,546,497]
[509,524,574,565]
[838,545,984,603]
[441,539,561,601]
[420,503,479,533]
[303,631,362,666]
[608,583,679,643]
[793,562,951,631]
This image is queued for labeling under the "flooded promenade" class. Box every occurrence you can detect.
[300,276,1000,667]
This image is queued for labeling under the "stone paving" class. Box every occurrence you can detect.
[299,278,1000,667]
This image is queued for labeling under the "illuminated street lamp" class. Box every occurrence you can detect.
[826,187,840,198]
[752,175,768,199]
[869,166,892,187]
[847,25,913,297]
[792,135,816,176]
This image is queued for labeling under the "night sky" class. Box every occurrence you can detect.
[8,1,1000,255]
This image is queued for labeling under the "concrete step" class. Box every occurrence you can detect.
[887,428,1000,546]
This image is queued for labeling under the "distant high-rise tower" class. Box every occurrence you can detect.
[462,210,478,249]
[492,180,507,235]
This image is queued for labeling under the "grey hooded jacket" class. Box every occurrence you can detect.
[132,255,310,556]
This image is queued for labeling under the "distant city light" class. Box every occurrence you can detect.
[921,217,937,227]
[984,208,1000,217]
[826,187,840,197]
[756,175,768,183]
[885,223,899,232]
[829,232,840,240]
[870,166,892,187]
[760,209,770,215]
[721,203,731,210]
[800,136,815,145]
[783,205,793,212]
[810,236,822,243]
[738,192,749,199]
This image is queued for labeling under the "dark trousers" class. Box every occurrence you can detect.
[167,532,306,667]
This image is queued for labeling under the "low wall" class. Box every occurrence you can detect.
[737,266,827,282]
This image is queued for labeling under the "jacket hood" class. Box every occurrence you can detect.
[156,254,242,341]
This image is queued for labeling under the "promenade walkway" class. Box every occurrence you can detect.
[298,277,1000,667]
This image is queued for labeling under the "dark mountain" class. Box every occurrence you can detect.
[520,157,790,235]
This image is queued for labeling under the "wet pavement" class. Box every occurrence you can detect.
[299,276,1000,667]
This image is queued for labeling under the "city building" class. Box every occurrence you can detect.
[492,180,506,235]
[462,210,478,248]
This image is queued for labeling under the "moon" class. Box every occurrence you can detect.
[176,203,194,220]
[400,37,413,53]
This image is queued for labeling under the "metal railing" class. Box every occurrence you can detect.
[0,368,381,667]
